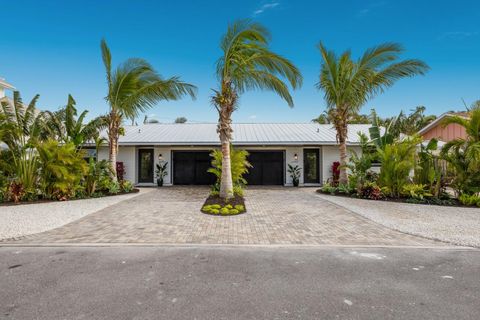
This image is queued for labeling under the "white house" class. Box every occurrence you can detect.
[96,123,369,187]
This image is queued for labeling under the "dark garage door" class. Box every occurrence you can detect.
[172,151,216,185]
[246,151,284,185]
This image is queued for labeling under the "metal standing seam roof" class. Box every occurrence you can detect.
[107,123,373,146]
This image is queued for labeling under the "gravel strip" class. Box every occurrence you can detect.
[313,191,480,247]
[0,189,151,240]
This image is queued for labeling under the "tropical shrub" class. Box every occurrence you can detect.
[209,147,251,196]
[116,162,125,181]
[320,182,337,194]
[347,133,376,192]
[120,180,134,193]
[401,184,432,200]
[414,138,444,197]
[106,180,120,194]
[337,184,351,194]
[36,140,88,200]
[458,194,480,207]
[234,204,245,212]
[377,136,420,198]
[287,164,301,186]
[331,162,340,186]
[359,182,384,200]
[7,180,25,203]
[84,159,111,196]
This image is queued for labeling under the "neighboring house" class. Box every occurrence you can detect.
[95,123,370,187]
[419,112,469,142]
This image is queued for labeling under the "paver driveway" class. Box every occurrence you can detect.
[4,187,440,246]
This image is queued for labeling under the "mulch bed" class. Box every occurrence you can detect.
[316,189,477,208]
[201,194,247,216]
[0,189,140,207]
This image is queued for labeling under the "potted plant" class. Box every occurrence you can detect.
[288,164,301,187]
[155,162,168,187]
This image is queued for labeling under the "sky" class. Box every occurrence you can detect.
[1,0,480,123]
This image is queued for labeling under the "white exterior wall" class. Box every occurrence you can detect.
[103,145,363,186]
[321,145,362,184]
[97,146,136,183]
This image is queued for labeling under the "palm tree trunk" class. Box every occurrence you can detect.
[338,128,348,185]
[219,134,234,198]
[108,112,119,181]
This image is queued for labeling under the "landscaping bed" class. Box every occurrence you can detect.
[201,194,246,216]
[317,188,479,208]
[0,188,140,207]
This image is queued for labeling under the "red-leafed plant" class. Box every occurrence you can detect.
[8,181,25,203]
[116,162,125,181]
[331,161,340,186]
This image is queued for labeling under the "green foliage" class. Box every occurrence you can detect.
[347,133,376,192]
[155,162,168,180]
[401,184,432,200]
[359,182,384,200]
[107,180,120,194]
[440,106,480,196]
[234,204,245,212]
[220,207,229,215]
[120,180,134,193]
[316,43,428,184]
[229,209,239,215]
[320,182,337,194]
[84,159,111,196]
[36,140,88,200]
[209,147,251,195]
[414,139,443,197]
[101,39,196,177]
[287,164,301,186]
[458,194,480,207]
[377,136,420,198]
[210,209,220,214]
[43,95,106,147]
[337,184,352,194]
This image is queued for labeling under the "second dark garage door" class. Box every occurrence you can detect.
[172,151,216,185]
[246,151,284,185]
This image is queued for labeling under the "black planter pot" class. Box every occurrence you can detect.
[157,179,163,187]
[292,179,299,187]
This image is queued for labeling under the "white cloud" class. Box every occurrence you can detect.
[253,2,279,16]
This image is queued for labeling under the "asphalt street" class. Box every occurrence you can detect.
[1,245,479,320]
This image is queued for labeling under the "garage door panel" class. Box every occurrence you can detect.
[173,151,215,185]
[246,151,284,185]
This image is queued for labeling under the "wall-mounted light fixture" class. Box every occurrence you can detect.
[158,153,163,161]
[294,153,298,161]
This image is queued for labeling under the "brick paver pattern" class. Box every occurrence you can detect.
[3,187,440,245]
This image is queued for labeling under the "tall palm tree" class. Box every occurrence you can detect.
[316,43,429,184]
[43,95,106,148]
[212,20,302,198]
[101,39,197,178]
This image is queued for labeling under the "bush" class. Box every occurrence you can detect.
[234,204,245,212]
[107,181,121,194]
[401,184,432,200]
[210,209,220,214]
[320,182,337,194]
[208,146,251,197]
[229,209,239,215]
[7,180,25,203]
[220,207,230,215]
[359,182,384,200]
[377,137,420,198]
[337,184,351,195]
[120,180,134,193]
[458,194,480,207]
[36,140,88,200]
[211,204,221,209]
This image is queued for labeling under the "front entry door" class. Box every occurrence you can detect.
[303,149,320,184]
[138,149,154,183]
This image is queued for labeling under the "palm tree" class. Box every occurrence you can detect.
[100,39,197,178]
[43,95,106,148]
[316,43,429,184]
[212,20,302,198]
[440,106,480,195]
